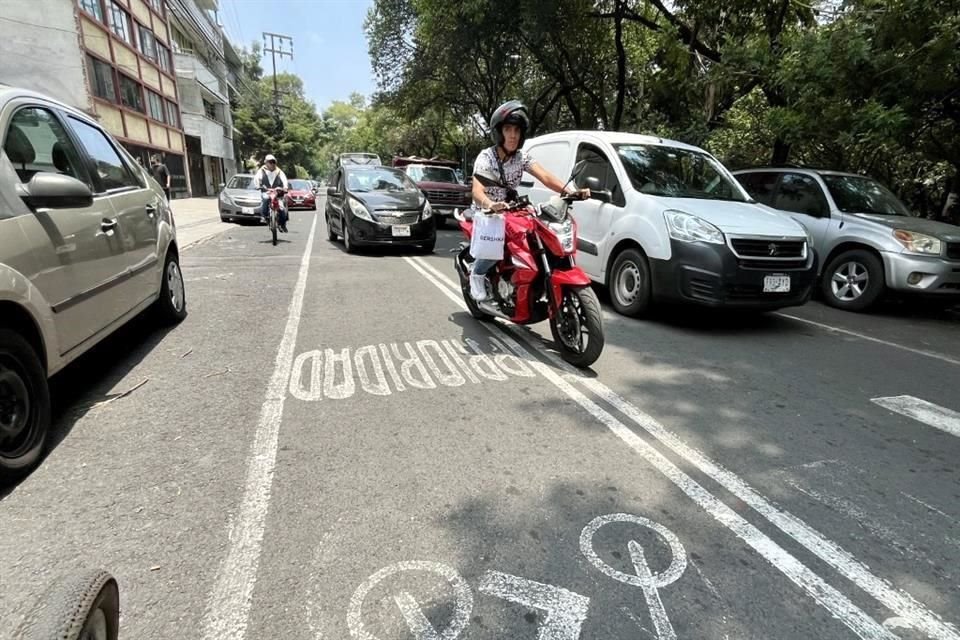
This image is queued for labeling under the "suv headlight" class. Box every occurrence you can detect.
[893,229,941,255]
[548,218,575,253]
[422,200,433,219]
[664,210,724,244]
[220,191,233,205]
[348,197,374,221]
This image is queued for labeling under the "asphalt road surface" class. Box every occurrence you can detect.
[2,200,958,640]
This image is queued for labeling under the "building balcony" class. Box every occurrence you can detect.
[175,51,228,103]
[181,112,234,160]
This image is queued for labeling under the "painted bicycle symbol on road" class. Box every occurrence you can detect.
[347,512,688,639]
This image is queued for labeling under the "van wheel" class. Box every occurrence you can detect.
[0,329,50,481]
[822,249,884,311]
[609,248,653,317]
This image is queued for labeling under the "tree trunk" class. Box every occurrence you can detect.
[770,138,791,165]
[612,0,627,130]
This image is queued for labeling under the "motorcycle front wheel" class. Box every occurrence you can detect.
[270,210,278,246]
[550,286,604,368]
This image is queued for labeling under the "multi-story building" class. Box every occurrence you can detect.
[0,0,190,197]
[165,0,237,196]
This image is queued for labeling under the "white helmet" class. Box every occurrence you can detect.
[264,154,277,163]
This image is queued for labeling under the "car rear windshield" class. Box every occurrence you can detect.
[407,166,459,184]
[821,175,910,216]
[615,144,748,202]
[290,180,311,190]
[228,175,256,190]
[346,168,419,193]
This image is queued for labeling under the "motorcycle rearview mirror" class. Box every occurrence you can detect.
[570,160,588,181]
[473,167,504,188]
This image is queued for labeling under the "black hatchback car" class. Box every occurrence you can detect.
[325,166,436,253]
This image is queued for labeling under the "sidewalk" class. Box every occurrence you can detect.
[169,197,227,250]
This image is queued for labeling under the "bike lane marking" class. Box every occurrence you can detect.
[871,396,960,439]
[200,215,318,640]
[405,255,959,640]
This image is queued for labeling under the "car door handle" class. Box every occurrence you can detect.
[145,204,157,218]
[101,218,118,231]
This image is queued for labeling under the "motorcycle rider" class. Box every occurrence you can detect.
[254,154,290,233]
[469,100,589,301]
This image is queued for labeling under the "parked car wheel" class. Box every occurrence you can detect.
[325,214,337,241]
[609,248,653,317]
[822,249,885,311]
[154,251,187,324]
[0,328,50,481]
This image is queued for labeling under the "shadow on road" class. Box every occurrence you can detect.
[1,312,176,499]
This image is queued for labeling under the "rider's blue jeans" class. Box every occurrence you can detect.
[473,258,498,276]
[261,195,288,226]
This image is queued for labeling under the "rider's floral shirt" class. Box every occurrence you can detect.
[471,146,533,208]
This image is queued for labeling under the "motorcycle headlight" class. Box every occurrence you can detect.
[893,229,942,255]
[548,218,575,253]
[422,200,433,219]
[348,197,374,221]
[663,210,724,244]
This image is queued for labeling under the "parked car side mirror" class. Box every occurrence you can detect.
[16,172,94,209]
[218,182,226,191]
[584,176,612,203]
[326,186,339,197]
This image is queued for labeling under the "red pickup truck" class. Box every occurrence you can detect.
[393,156,472,227]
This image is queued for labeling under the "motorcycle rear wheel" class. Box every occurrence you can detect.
[550,286,604,368]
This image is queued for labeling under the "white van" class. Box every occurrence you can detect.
[520,131,818,316]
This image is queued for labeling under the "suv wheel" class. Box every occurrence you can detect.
[821,249,885,311]
[0,329,50,480]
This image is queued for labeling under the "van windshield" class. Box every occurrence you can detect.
[615,144,748,202]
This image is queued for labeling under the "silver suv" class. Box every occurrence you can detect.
[1,86,186,480]
[733,168,960,311]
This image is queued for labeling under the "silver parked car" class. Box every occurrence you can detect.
[219,173,265,223]
[733,168,960,311]
[1,86,186,480]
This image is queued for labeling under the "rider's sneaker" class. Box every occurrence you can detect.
[469,274,489,301]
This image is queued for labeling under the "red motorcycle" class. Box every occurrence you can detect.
[454,169,605,368]
[261,187,286,245]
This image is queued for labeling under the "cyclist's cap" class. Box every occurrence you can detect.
[265,154,277,162]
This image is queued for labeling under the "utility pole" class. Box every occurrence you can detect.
[262,32,293,122]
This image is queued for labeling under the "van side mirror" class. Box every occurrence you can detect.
[326,186,339,197]
[584,176,612,203]
[16,172,93,209]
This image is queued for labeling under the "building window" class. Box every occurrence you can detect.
[108,2,132,44]
[87,55,117,102]
[146,90,164,121]
[138,24,158,62]
[203,100,217,121]
[119,74,144,112]
[165,100,180,128]
[156,43,172,73]
[79,0,103,21]
[146,0,162,12]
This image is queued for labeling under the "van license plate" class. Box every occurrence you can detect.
[763,275,791,293]
[392,225,411,237]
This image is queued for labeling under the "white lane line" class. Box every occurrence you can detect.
[775,313,960,367]
[201,215,318,640]
[403,257,896,640]
[408,255,960,640]
[872,396,960,438]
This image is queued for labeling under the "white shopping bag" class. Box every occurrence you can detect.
[470,213,506,261]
